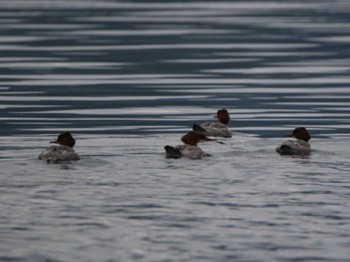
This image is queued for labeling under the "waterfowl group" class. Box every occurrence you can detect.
[38,109,313,163]
[164,108,235,160]
[164,108,312,160]
[164,109,229,160]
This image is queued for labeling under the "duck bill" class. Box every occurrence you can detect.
[50,140,58,144]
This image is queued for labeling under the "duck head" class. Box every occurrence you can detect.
[50,132,76,148]
[215,108,230,125]
[290,127,311,142]
[181,131,213,146]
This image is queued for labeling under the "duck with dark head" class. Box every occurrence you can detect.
[192,108,232,138]
[39,132,80,163]
[276,127,311,155]
[164,131,215,160]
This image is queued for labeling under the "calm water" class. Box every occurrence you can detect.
[1,0,350,261]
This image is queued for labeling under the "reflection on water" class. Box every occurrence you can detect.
[0,0,349,137]
[1,1,350,261]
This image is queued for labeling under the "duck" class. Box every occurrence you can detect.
[192,108,232,138]
[38,132,80,163]
[276,127,311,155]
[164,131,214,160]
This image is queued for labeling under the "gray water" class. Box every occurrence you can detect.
[1,1,350,261]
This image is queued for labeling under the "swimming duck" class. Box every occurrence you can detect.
[38,132,80,163]
[276,127,311,155]
[164,131,214,160]
[192,108,232,138]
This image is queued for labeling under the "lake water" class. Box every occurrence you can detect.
[1,0,350,261]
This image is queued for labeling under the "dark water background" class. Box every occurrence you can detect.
[1,1,350,261]
[1,0,350,137]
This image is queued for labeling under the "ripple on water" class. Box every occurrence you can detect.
[1,1,350,261]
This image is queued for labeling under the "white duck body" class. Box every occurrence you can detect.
[200,121,232,138]
[39,145,80,162]
[175,144,208,160]
[276,139,311,155]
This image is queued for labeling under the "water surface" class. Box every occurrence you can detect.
[1,1,350,261]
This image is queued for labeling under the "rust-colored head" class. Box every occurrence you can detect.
[291,127,311,142]
[215,109,230,125]
[50,132,76,148]
[181,131,212,146]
